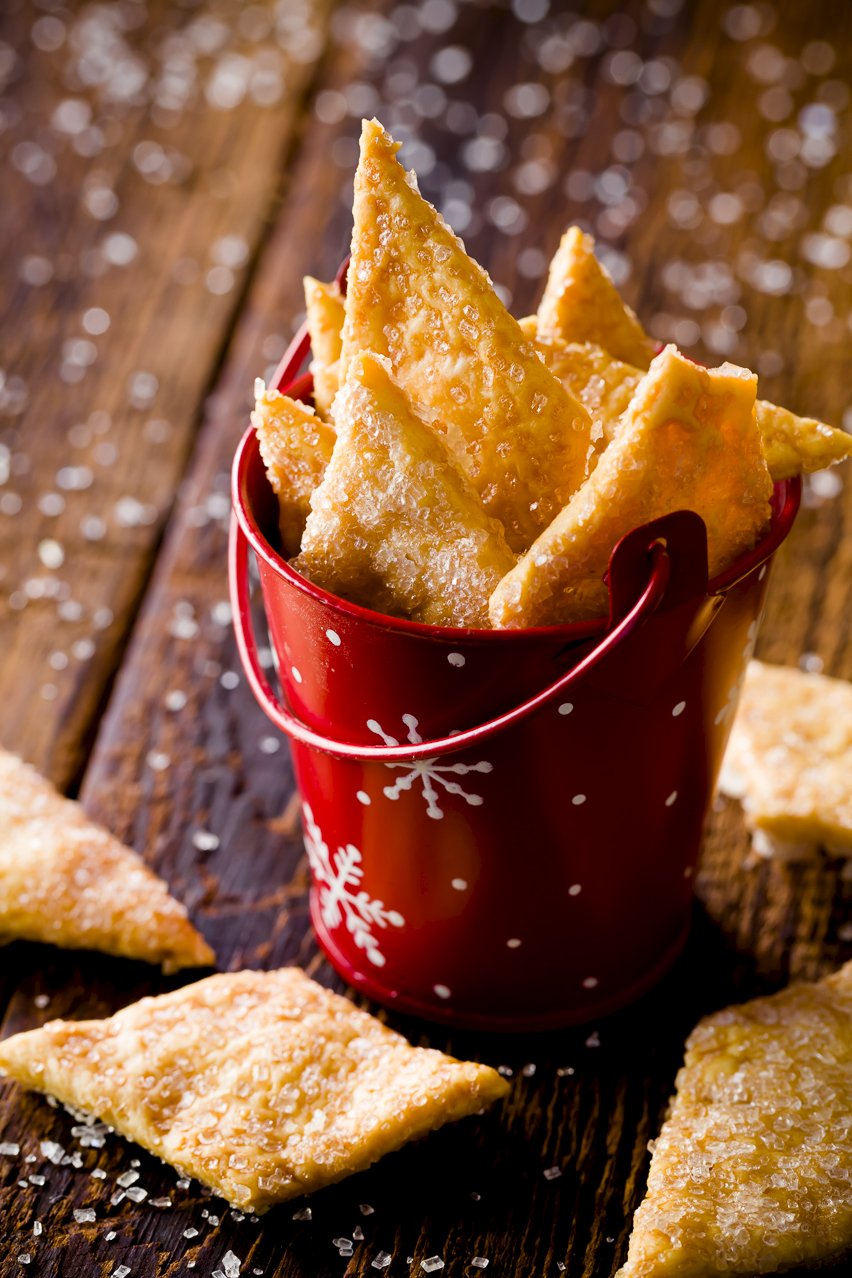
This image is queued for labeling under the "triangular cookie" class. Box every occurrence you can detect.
[529,329,852,483]
[252,379,335,556]
[490,346,772,627]
[304,275,345,417]
[719,660,852,860]
[293,351,516,628]
[536,226,658,367]
[617,962,852,1277]
[754,397,852,481]
[0,968,509,1212]
[339,118,592,553]
[0,750,213,971]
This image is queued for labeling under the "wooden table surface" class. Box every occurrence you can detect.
[1,0,850,1273]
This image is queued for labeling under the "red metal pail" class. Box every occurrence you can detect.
[230,350,800,1031]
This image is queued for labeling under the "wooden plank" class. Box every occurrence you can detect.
[2,0,852,1276]
[0,0,333,788]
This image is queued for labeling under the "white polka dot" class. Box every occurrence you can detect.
[451,877,468,891]
[568,883,582,896]
[291,666,303,684]
[672,700,686,717]
[558,702,574,715]
[582,976,599,989]
[506,937,522,949]
[433,983,452,999]
[572,793,586,806]
[447,652,465,667]
[356,790,371,806]
[665,790,678,807]
[326,629,341,646]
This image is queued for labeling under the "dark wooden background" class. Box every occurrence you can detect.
[1,0,850,1273]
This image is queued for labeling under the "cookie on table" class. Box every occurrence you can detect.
[303,275,345,418]
[490,345,772,628]
[719,659,852,860]
[293,350,515,628]
[617,961,852,1277]
[0,968,509,1212]
[535,226,658,368]
[252,379,335,557]
[340,117,592,554]
[0,749,213,972]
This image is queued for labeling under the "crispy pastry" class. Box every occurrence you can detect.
[719,660,852,860]
[490,346,772,627]
[617,962,852,1276]
[0,750,213,972]
[293,351,515,628]
[340,118,593,553]
[252,380,336,556]
[535,226,658,368]
[303,275,345,417]
[0,968,509,1212]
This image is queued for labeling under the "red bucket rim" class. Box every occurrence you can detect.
[232,421,801,643]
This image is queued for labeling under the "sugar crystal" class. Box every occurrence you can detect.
[372,1253,392,1270]
[74,1208,96,1223]
[421,1259,445,1272]
[221,1252,241,1277]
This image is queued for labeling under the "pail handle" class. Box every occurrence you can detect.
[229,512,681,763]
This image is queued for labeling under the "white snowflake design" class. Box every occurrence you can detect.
[367,714,492,821]
[302,803,404,968]
[714,619,759,727]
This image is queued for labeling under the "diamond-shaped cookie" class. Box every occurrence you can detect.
[0,968,509,1212]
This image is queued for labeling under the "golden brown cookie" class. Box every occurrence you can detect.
[536,226,657,367]
[252,379,336,556]
[617,962,852,1277]
[490,346,772,627]
[527,329,852,483]
[293,351,515,627]
[303,275,345,417]
[719,660,852,860]
[0,750,213,971]
[340,118,592,553]
[0,968,509,1212]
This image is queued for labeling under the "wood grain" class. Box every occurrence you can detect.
[1,0,851,1274]
[0,0,332,788]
